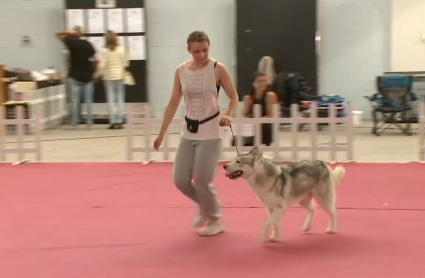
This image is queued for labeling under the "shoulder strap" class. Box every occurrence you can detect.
[212,61,221,95]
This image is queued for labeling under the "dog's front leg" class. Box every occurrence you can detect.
[269,205,286,242]
[260,207,274,243]
[260,205,286,243]
[270,220,282,242]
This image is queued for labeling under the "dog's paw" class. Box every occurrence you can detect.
[301,224,311,232]
[259,237,269,244]
[325,228,337,234]
[259,231,270,244]
[301,222,311,232]
[269,235,279,242]
[301,217,313,232]
[259,234,269,244]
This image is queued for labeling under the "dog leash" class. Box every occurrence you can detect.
[229,125,240,156]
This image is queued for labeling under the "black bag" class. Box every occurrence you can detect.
[185,111,220,134]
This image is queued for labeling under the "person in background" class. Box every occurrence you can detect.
[242,71,279,146]
[56,26,97,129]
[257,56,276,87]
[99,31,130,129]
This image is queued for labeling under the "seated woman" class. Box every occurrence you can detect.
[240,71,279,146]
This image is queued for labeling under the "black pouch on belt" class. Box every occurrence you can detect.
[184,111,220,133]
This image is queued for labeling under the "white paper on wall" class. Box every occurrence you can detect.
[87,37,105,54]
[128,36,146,60]
[107,9,124,33]
[88,9,105,34]
[66,9,84,30]
[118,36,125,47]
[126,8,145,33]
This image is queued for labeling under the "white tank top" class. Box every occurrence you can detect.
[179,59,222,140]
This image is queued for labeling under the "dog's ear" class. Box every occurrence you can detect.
[250,146,263,161]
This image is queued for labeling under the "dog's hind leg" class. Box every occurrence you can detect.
[313,186,338,234]
[299,193,315,232]
[266,207,277,240]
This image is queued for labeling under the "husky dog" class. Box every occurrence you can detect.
[223,146,345,243]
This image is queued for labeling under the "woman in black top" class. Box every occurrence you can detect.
[242,72,279,146]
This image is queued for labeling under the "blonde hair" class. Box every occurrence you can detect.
[105,31,119,51]
[258,56,276,85]
[187,30,210,46]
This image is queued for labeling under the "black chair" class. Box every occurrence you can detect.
[365,75,417,136]
[274,72,316,131]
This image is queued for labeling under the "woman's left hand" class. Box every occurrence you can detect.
[220,116,232,127]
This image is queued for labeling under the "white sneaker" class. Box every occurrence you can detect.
[191,213,207,229]
[197,219,226,236]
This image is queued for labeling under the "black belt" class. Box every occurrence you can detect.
[184,111,220,133]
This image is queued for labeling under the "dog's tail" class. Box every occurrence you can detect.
[330,165,345,186]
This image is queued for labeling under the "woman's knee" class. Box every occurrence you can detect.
[193,174,214,189]
[172,170,191,190]
[173,179,194,194]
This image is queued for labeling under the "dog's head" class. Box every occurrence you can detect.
[223,146,263,180]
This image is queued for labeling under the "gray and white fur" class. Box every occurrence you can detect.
[223,146,345,243]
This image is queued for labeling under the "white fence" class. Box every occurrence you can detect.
[126,102,354,162]
[0,105,42,163]
[30,84,67,130]
[419,102,425,161]
[6,82,66,131]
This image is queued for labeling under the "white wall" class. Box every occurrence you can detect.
[318,0,392,118]
[146,0,236,117]
[0,0,65,71]
[391,0,425,72]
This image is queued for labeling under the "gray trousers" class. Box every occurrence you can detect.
[173,137,222,220]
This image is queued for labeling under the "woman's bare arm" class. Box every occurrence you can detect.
[157,67,183,138]
[216,63,239,117]
[242,95,253,117]
[265,91,279,118]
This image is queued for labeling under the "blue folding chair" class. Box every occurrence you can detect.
[365,75,417,136]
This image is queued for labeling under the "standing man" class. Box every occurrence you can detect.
[56,26,98,129]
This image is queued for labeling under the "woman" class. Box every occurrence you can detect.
[100,31,130,129]
[153,31,239,236]
[257,56,276,86]
[242,72,279,146]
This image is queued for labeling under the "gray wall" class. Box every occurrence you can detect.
[0,0,392,119]
[318,0,392,118]
[0,0,65,71]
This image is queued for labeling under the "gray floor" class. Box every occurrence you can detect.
[1,120,423,163]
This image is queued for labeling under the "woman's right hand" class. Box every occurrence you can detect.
[153,135,163,150]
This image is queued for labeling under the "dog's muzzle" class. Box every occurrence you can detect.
[224,170,244,180]
[223,165,244,180]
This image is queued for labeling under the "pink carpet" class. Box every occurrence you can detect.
[0,162,424,277]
